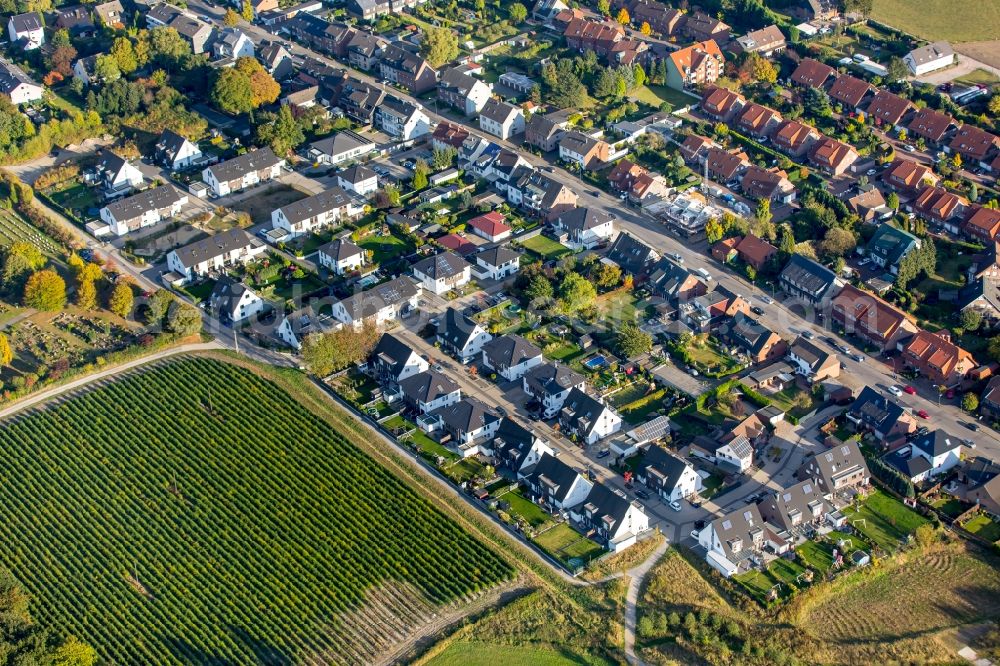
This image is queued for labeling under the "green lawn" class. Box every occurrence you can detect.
[699,473,725,499]
[46,182,99,214]
[534,523,604,566]
[931,497,969,518]
[498,488,552,528]
[768,558,810,587]
[843,490,930,553]
[796,540,836,573]
[955,68,1000,88]
[616,388,670,425]
[358,230,414,264]
[597,290,649,324]
[543,341,585,363]
[520,235,571,260]
[181,278,217,303]
[632,85,698,110]
[384,415,459,463]
[684,337,742,376]
[733,569,781,604]
[443,457,487,484]
[427,641,595,666]
[768,386,820,418]
[871,0,1000,42]
[964,514,1000,543]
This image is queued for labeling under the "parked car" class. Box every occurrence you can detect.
[916,409,930,419]
[751,305,765,316]
[596,449,610,459]
[669,500,682,512]
[802,330,815,340]
[760,295,773,304]
[852,353,865,362]
[904,385,917,395]
[635,489,650,500]
[888,386,903,397]
[825,336,839,347]
[965,422,980,432]
[670,252,683,263]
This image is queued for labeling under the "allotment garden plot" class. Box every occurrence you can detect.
[0,357,514,665]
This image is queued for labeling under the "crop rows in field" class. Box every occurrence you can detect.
[0,357,514,665]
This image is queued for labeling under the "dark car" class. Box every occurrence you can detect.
[635,489,650,500]
[965,422,980,432]
[825,337,838,347]
[596,449,611,459]
[694,519,707,530]
[751,305,765,316]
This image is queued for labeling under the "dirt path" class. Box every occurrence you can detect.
[623,539,669,666]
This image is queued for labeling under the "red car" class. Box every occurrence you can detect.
[916,409,930,419]
[903,386,917,395]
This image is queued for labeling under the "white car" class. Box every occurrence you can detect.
[888,385,903,397]
[690,529,700,539]
[669,500,682,512]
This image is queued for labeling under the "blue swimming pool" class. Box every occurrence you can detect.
[583,355,608,370]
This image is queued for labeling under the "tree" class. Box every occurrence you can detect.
[301,325,379,376]
[886,57,909,83]
[254,105,304,155]
[223,7,241,25]
[961,308,983,332]
[0,332,12,373]
[705,217,725,244]
[963,392,980,413]
[640,21,651,35]
[593,262,622,288]
[94,54,121,83]
[820,227,856,258]
[149,27,191,66]
[633,63,646,88]
[597,0,610,15]
[1,242,46,291]
[166,301,202,336]
[144,289,174,325]
[508,2,527,23]
[802,86,831,117]
[47,44,77,77]
[411,160,429,190]
[741,52,778,84]
[895,237,936,290]
[616,321,653,358]
[844,0,874,15]
[75,278,97,310]
[108,281,134,318]
[381,183,401,207]
[887,191,899,211]
[755,199,772,226]
[616,7,630,24]
[592,67,617,99]
[421,27,459,68]
[779,224,795,255]
[525,274,554,301]
[989,335,1000,363]
[23,269,66,311]
[238,57,280,107]
[241,0,254,21]
[111,36,138,74]
[212,68,253,114]
[558,272,597,312]
[989,95,1000,117]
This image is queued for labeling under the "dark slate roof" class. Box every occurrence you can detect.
[482,334,542,368]
[802,440,870,487]
[721,311,779,356]
[339,164,377,184]
[475,245,521,268]
[157,129,196,163]
[556,206,614,232]
[780,254,840,298]
[433,397,500,434]
[209,275,253,314]
[885,449,932,479]
[648,258,700,298]
[102,185,185,220]
[437,306,483,349]
[709,504,765,561]
[277,187,353,224]
[579,482,634,529]
[523,362,584,397]
[912,429,962,458]
[848,386,908,437]
[0,58,37,93]
[867,224,919,266]
[788,337,832,371]
[480,98,520,124]
[526,452,583,504]
[371,333,419,379]
[310,129,375,157]
[642,445,690,493]
[562,387,611,437]
[335,276,418,321]
[208,147,282,182]
[607,232,657,275]
[399,369,460,403]
[172,228,258,267]
[9,12,42,32]
[494,417,538,456]
[412,251,471,280]
[318,237,363,261]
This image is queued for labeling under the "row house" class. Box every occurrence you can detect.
[368,333,428,387]
[317,238,366,276]
[883,158,939,194]
[570,483,650,553]
[947,125,1000,170]
[963,205,1000,243]
[789,57,835,88]
[563,17,625,56]
[704,147,750,186]
[831,284,919,351]
[827,74,874,114]
[779,254,844,306]
[772,119,820,158]
[735,103,782,140]
[492,417,553,476]
[432,398,502,457]
[521,452,592,513]
[866,90,915,133]
[740,165,796,204]
[699,86,745,122]
[626,0,683,37]
[330,276,420,330]
[523,362,587,419]
[166,228,266,281]
[100,185,188,237]
[679,134,717,164]
[202,148,284,198]
[607,159,669,206]
[379,44,437,94]
[437,306,491,363]
[399,370,461,415]
[913,185,969,230]
[271,187,363,237]
[683,12,730,42]
[899,329,977,387]
[808,137,858,176]
[908,107,956,149]
[758,479,832,534]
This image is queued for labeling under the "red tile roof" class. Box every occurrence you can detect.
[867,90,914,127]
[950,125,1000,162]
[467,211,511,237]
[790,58,835,87]
[907,107,954,143]
[828,75,872,108]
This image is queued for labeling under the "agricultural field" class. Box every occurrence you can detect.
[871,0,1000,43]
[0,356,514,664]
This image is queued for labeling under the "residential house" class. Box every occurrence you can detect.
[789,58,835,88]
[908,107,956,148]
[964,205,1000,242]
[982,377,1000,421]
[899,329,977,386]
[551,207,616,249]
[399,370,462,415]
[560,388,623,445]
[607,159,669,206]
[704,147,750,186]
[795,0,839,21]
[467,211,512,243]
[636,445,702,502]
[831,284,919,351]
[797,441,871,496]
[433,398,502,456]
[347,0,391,19]
[337,165,379,197]
[533,0,569,24]
[345,30,386,71]
[683,12,730,42]
[827,74,873,112]
[867,223,921,273]
[690,429,754,473]
[523,362,586,419]
[507,167,578,220]
[317,238,365,276]
[962,458,1000,517]
[339,79,386,125]
[259,42,294,79]
[99,185,188,237]
[558,131,613,170]
[521,452,593,512]
[275,306,336,351]
[209,277,264,323]
[212,29,255,62]
[772,120,820,158]
[412,251,472,295]
[741,166,796,203]
[478,99,525,140]
[369,333,428,386]
[7,13,43,50]
[733,25,786,56]
[905,42,954,76]
[679,134,717,163]
[885,429,962,482]
[696,504,767,577]
[913,185,968,227]
[493,417,554,474]
[437,307,492,363]
[948,125,1000,169]
[700,86,745,122]
[474,246,521,281]
[203,148,284,198]
[94,0,126,28]
[271,187,361,237]
[711,238,739,264]
[95,152,144,198]
[648,259,708,302]
[308,130,376,166]
[571,483,650,552]
[437,67,491,116]
[155,130,202,171]
[169,14,213,54]
[562,17,626,58]
[146,3,184,28]
[56,5,95,36]
[606,231,659,277]
[240,0,280,18]
[809,137,858,176]
[847,186,890,223]
[779,255,844,306]
[628,0,683,36]
[379,45,437,94]
[758,479,831,533]
[735,103,783,140]
[374,96,431,140]
[680,285,750,332]
[959,275,1000,323]
[166,228,267,281]
[720,311,787,364]
[867,91,915,132]
[735,233,778,270]
[329,276,420,329]
[0,59,43,105]
[843,386,915,442]
[665,39,724,90]
[883,158,939,193]
[498,71,536,96]
[525,113,569,152]
[482,334,543,382]
[787,336,840,383]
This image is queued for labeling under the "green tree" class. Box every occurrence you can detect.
[616,321,652,358]
[989,335,1000,363]
[75,278,97,310]
[382,183,401,207]
[254,105,305,155]
[962,392,979,413]
[149,27,191,67]
[886,57,909,83]
[802,86,831,117]
[640,21,651,35]
[593,262,622,288]
[301,325,379,376]
[705,217,725,244]
[421,27,459,68]
[111,36,138,74]
[241,0,254,21]
[144,289,174,325]
[166,301,202,336]
[989,95,1000,117]
[820,226,856,258]
[0,332,12,373]
[779,224,795,254]
[223,7,241,25]
[633,63,646,88]
[23,269,66,311]
[558,272,597,312]
[1,242,46,291]
[887,191,899,210]
[961,308,983,332]
[94,54,121,83]
[525,274,554,301]
[508,2,527,23]
[592,67,617,99]
[108,281,134,318]
[755,198,772,226]
[597,0,610,15]
[411,160,429,190]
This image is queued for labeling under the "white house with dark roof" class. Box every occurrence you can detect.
[482,334,543,382]
[758,479,832,534]
[479,99,525,140]
[202,148,285,197]
[521,452,593,512]
[337,164,378,197]
[259,41,294,79]
[308,130,376,166]
[95,152,144,198]
[0,59,42,105]
[271,187,362,237]
[493,417,554,474]
[606,232,658,277]
[778,254,844,306]
[317,238,365,275]
[212,29,255,61]
[374,95,431,141]
[412,251,472,295]
[276,306,338,351]
[570,483,650,552]
[904,41,954,76]
[551,207,616,250]
[433,397,502,456]
[208,276,264,323]
[796,441,871,496]
[155,129,203,171]
[523,362,586,419]
[8,13,43,50]
[636,445,702,502]
[329,276,420,330]
[474,246,521,281]
[885,429,963,482]
[436,306,492,363]
[560,388,622,445]
[697,504,768,577]
[437,67,492,116]
[166,228,267,281]
[99,185,188,236]
[400,369,461,415]
[368,332,428,386]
